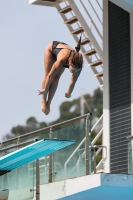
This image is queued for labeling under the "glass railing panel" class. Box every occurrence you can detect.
[36,131,50,185]
[1,131,50,186]
[0,162,35,200]
[0,114,92,188]
[1,130,50,150]
[128,140,133,174]
[51,118,87,182]
[15,131,50,144]
[39,156,49,185]
[20,131,50,185]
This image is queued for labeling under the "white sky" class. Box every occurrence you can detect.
[0,0,99,140]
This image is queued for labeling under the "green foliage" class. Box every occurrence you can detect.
[50,88,103,125]
[39,122,47,129]
[2,88,103,171]
[26,117,38,127]
[2,88,103,141]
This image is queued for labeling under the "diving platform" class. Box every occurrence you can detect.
[32,173,133,200]
[0,139,76,176]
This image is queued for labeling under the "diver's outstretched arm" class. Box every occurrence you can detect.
[65,70,81,98]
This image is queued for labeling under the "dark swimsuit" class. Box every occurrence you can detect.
[52,41,72,68]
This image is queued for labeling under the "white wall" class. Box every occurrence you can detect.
[130,12,133,137]
[103,0,110,173]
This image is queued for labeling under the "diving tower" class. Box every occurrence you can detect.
[29,0,133,175]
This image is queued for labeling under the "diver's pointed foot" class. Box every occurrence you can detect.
[45,105,50,115]
[41,101,47,113]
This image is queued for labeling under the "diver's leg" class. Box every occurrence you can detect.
[41,42,56,113]
[45,68,65,115]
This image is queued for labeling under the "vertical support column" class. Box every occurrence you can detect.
[131,12,133,136]
[130,12,133,173]
[85,114,92,175]
[85,115,89,175]
[49,127,52,183]
[103,0,110,173]
[36,159,40,200]
[93,147,97,174]
[89,116,92,173]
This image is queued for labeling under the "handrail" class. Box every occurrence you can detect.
[0,139,37,153]
[77,145,105,175]
[126,136,133,140]
[92,145,106,174]
[64,137,86,173]
[64,115,103,173]
[92,146,102,161]
[91,128,103,146]
[67,0,103,61]
[87,0,102,24]
[0,113,92,188]
[80,0,103,40]
[63,1,92,53]
[91,114,103,132]
[96,0,103,11]
[1,113,92,146]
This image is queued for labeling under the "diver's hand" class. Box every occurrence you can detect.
[37,89,46,95]
[65,93,71,98]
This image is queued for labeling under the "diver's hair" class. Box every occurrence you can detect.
[75,34,82,52]
[70,51,83,69]
[70,33,83,69]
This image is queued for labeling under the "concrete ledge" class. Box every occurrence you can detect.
[33,173,133,200]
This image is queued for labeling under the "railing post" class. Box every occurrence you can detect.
[36,159,40,200]
[49,127,52,183]
[85,115,89,175]
[85,114,92,175]
[34,138,40,200]
[93,147,97,174]
[89,116,92,173]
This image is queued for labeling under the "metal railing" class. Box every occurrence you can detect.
[0,113,95,200]
[92,145,106,174]
[0,114,91,146]
[56,0,103,86]
[64,114,103,175]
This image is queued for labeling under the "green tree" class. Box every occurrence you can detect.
[26,117,38,127]
[50,88,102,125]
[2,88,103,141]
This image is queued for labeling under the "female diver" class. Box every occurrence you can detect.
[37,36,83,115]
